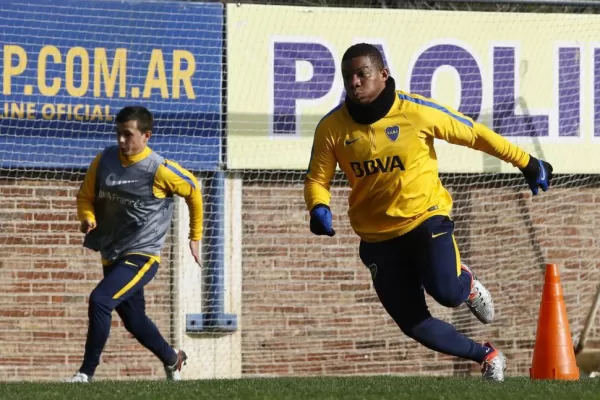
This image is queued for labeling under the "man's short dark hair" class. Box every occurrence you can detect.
[116,106,153,132]
[342,43,385,70]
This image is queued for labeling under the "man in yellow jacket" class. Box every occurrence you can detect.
[67,106,203,383]
[305,43,553,382]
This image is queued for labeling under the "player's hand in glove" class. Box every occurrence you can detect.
[520,155,553,195]
[310,205,336,237]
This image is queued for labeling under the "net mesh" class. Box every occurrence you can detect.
[1,0,600,382]
[0,0,224,381]
[241,171,600,376]
[229,2,600,377]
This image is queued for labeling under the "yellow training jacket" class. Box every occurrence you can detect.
[304,90,530,242]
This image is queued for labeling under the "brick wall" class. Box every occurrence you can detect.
[241,174,600,377]
[2,174,600,381]
[0,178,174,381]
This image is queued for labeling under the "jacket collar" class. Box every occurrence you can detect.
[345,77,396,125]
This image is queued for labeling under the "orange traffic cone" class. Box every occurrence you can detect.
[530,263,579,380]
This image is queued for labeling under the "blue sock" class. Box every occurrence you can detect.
[407,317,490,363]
[459,270,473,301]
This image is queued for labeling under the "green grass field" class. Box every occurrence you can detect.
[1,376,600,400]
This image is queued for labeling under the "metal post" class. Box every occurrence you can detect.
[186,170,237,334]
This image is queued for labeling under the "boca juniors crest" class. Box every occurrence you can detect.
[385,125,400,142]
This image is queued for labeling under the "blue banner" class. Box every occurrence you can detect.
[0,0,223,170]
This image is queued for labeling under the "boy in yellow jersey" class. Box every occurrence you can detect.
[304,44,553,382]
[67,106,203,383]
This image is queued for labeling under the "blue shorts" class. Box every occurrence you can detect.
[359,215,468,326]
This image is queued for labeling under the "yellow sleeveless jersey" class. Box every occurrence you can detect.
[304,90,530,242]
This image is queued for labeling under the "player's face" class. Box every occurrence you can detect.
[116,120,151,156]
[342,56,388,105]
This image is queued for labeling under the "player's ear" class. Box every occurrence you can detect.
[142,131,152,143]
[380,67,390,81]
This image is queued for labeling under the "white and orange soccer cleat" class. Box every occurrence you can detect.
[164,349,188,381]
[481,342,507,382]
[461,264,495,324]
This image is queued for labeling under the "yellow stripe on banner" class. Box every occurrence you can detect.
[452,235,461,277]
[112,258,155,300]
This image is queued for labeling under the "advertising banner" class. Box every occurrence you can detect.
[0,0,223,170]
[227,4,600,173]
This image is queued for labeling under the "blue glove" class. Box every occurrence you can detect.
[310,205,336,237]
[519,155,553,195]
